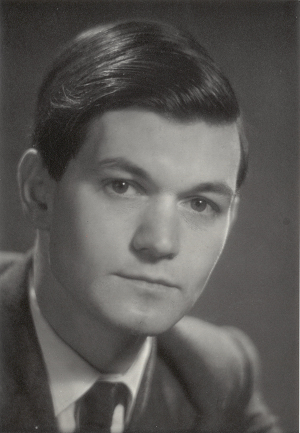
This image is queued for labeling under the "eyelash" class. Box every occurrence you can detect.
[186,197,220,215]
[102,179,145,196]
[101,178,221,215]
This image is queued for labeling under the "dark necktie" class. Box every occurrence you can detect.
[77,381,129,433]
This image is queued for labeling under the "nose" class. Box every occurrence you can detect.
[131,196,180,262]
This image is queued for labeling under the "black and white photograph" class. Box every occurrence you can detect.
[0,1,298,432]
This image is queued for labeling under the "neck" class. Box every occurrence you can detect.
[33,233,146,374]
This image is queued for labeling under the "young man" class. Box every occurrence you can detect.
[0,20,280,433]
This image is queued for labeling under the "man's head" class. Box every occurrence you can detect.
[32,20,247,188]
[19,21,247,341]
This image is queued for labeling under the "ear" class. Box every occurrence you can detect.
[229,195,240,231]
[18,149,56,230]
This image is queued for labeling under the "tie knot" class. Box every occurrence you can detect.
[78,381,129,433]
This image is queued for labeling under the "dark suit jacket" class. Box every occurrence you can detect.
[0,252,280,433]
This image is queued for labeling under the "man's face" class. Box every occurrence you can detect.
[48,109,240,335]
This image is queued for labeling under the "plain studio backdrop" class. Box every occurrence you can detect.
[0,1,298,432]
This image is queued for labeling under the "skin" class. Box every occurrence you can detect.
[20,109,241,373]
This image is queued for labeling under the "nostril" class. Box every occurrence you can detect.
[131,227,179,262]
[130,244,176,263]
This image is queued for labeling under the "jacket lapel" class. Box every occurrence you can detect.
[126,339,198,432]
[0,252,58,432]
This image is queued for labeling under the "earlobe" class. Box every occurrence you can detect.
[18,149,55,230]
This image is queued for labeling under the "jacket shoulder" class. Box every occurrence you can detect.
[0,251,25,275]
[157,316,280,432]
[157,316,255,405]
[0,250,32,312]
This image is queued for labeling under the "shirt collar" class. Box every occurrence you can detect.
[29,285,152,417]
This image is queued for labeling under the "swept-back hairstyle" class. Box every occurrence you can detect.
[33,20,248,188]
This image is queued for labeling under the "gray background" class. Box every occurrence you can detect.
[0,1,298,432]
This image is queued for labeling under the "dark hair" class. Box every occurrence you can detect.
[33,20,248,189]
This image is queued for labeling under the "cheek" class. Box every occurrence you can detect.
[73,197,135,262]
[49,186,136,275]
[182,221,230,285]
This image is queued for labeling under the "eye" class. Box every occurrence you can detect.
[103,179,144,197]
[111,180,130,194]
[190,198,208,212]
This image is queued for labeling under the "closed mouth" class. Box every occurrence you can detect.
[115,273,179,290]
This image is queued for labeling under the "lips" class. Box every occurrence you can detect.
[115,273,179,290]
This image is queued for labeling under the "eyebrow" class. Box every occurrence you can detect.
[95,157,235,198]
[95,157,153,182]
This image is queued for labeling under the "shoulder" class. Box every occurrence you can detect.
[0,251,25,275]
[0,251,32,310]
[157,317,280,432]
[157,316,259,414]
[158,315,258,381]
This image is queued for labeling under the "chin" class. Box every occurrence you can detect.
[116,310,184,337]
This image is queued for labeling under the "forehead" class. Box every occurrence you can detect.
[75,109,241,191]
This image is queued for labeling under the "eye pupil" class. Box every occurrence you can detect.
[191,198,207,212]
[112,180,129,194]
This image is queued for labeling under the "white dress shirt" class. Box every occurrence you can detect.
[29,285,152,433]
